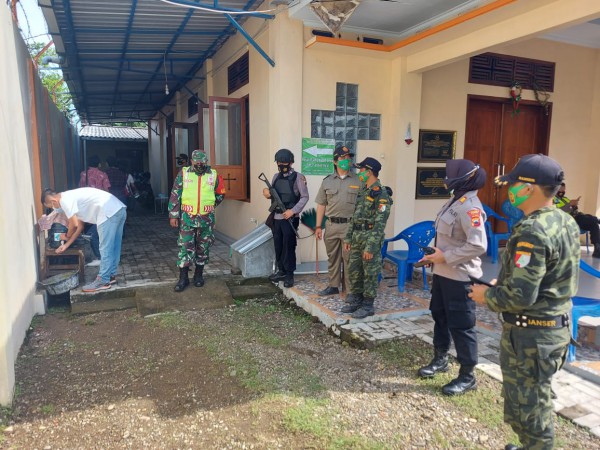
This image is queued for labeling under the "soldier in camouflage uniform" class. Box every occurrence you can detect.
[342,157,392,319]
[168,150,226,292]
[469,154,580,450]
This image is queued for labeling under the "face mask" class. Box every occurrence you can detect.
[277,163,290,174]
[337,159,350,171]
[193,164,206,175]
[358,170,369,183]
[508,184,531,207]
[556,191,565,198]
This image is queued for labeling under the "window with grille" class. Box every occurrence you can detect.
[228,52,249,95]
[469,52,555,92]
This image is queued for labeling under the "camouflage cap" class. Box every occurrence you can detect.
[191,150,208,163]
[495,154,564,186]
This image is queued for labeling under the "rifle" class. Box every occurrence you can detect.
[258,172,299,238]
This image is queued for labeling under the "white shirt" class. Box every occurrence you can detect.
[60,187,125,226]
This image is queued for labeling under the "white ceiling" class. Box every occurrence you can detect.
[288,0,600,48]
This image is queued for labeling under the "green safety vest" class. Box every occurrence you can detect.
[181,168,217,216]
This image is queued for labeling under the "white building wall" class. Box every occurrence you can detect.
[0,5,47,406]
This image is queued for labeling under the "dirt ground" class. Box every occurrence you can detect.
[1,295,599,449]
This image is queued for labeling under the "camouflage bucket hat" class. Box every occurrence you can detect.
[191,150,208,164]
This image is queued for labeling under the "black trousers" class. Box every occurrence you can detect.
[575,213,600,245]
[430,274,478,367]
[273,217,299,275]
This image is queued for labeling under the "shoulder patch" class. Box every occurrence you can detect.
[515,250,531,268]
[371,185,380,191]
[466,208,482,227]
[378,203,387,213]
[459,196,467,203]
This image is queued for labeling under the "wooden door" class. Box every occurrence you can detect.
[464,96,551,216]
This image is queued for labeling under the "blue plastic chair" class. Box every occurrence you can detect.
[568,260,600,361]
[381,221,435,293]
[501,199,524,231]
[482,204,511,264]
[580,229,591,254]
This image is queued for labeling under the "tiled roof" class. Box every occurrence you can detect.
[79,126,147,141]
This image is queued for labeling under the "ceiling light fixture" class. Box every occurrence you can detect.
[164,53,169,95]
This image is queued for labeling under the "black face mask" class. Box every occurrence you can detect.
[277,163,290,174]
[193,164,207,175]
[556,191,565,198]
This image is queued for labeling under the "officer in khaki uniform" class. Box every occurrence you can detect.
[470,154,579,450]
[315,145,360,296]
[418,159,487,396]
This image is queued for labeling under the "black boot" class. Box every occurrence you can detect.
[283,274,294,288]
[341,294,363,313]
[593,245,600,258]
[269,270,287,282]
[442,365,477,395]
[174,267,190,292]
[418,348,449,378]
[504,445,523,450]
[193,264,205,287]
[351,297,375,319]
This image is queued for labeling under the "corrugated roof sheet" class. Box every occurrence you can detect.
[39,0,264,124]
[79,125,148,141]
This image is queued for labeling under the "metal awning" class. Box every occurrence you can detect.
[38,0,266,124]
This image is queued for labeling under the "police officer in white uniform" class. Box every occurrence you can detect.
[418,159,488,396]
[315,145,360,296]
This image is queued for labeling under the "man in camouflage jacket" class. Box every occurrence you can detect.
[342,157,392,319]
[469,154,580,450]
[168,150,225,292]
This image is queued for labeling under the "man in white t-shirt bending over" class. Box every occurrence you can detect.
[42,187,127,293]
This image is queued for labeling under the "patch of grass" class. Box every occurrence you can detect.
[282,398,332,438]
[282,398,386,450]
[84,318,96,326]
[40,404,55,415]
[0,404,13,443]
[152,312,195,332]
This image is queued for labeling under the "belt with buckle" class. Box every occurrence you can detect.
[502,312,569,329]
[329,217,350,224]
[353,223,374,231]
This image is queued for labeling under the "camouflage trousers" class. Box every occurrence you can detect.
[176,214,215,268]
[499,323,570,450]
[347,231,383,299]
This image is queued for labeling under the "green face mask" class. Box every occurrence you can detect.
[358,170,369,183]
[337,159,350,171]
[508,184,531,207]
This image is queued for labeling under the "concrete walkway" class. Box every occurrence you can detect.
[73,208,600,438]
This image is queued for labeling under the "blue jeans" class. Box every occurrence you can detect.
[84,224,101,258]
[97,208,127,283]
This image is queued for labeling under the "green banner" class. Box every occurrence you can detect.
[301,138,335,175]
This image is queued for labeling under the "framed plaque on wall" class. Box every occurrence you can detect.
[415,167,450,199]
[418,130,456,162]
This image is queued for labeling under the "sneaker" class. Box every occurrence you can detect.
[110,275,117,285]
[86,259,101,267]
[82,277,111,293]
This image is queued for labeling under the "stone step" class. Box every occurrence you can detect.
[226,277,281,301]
